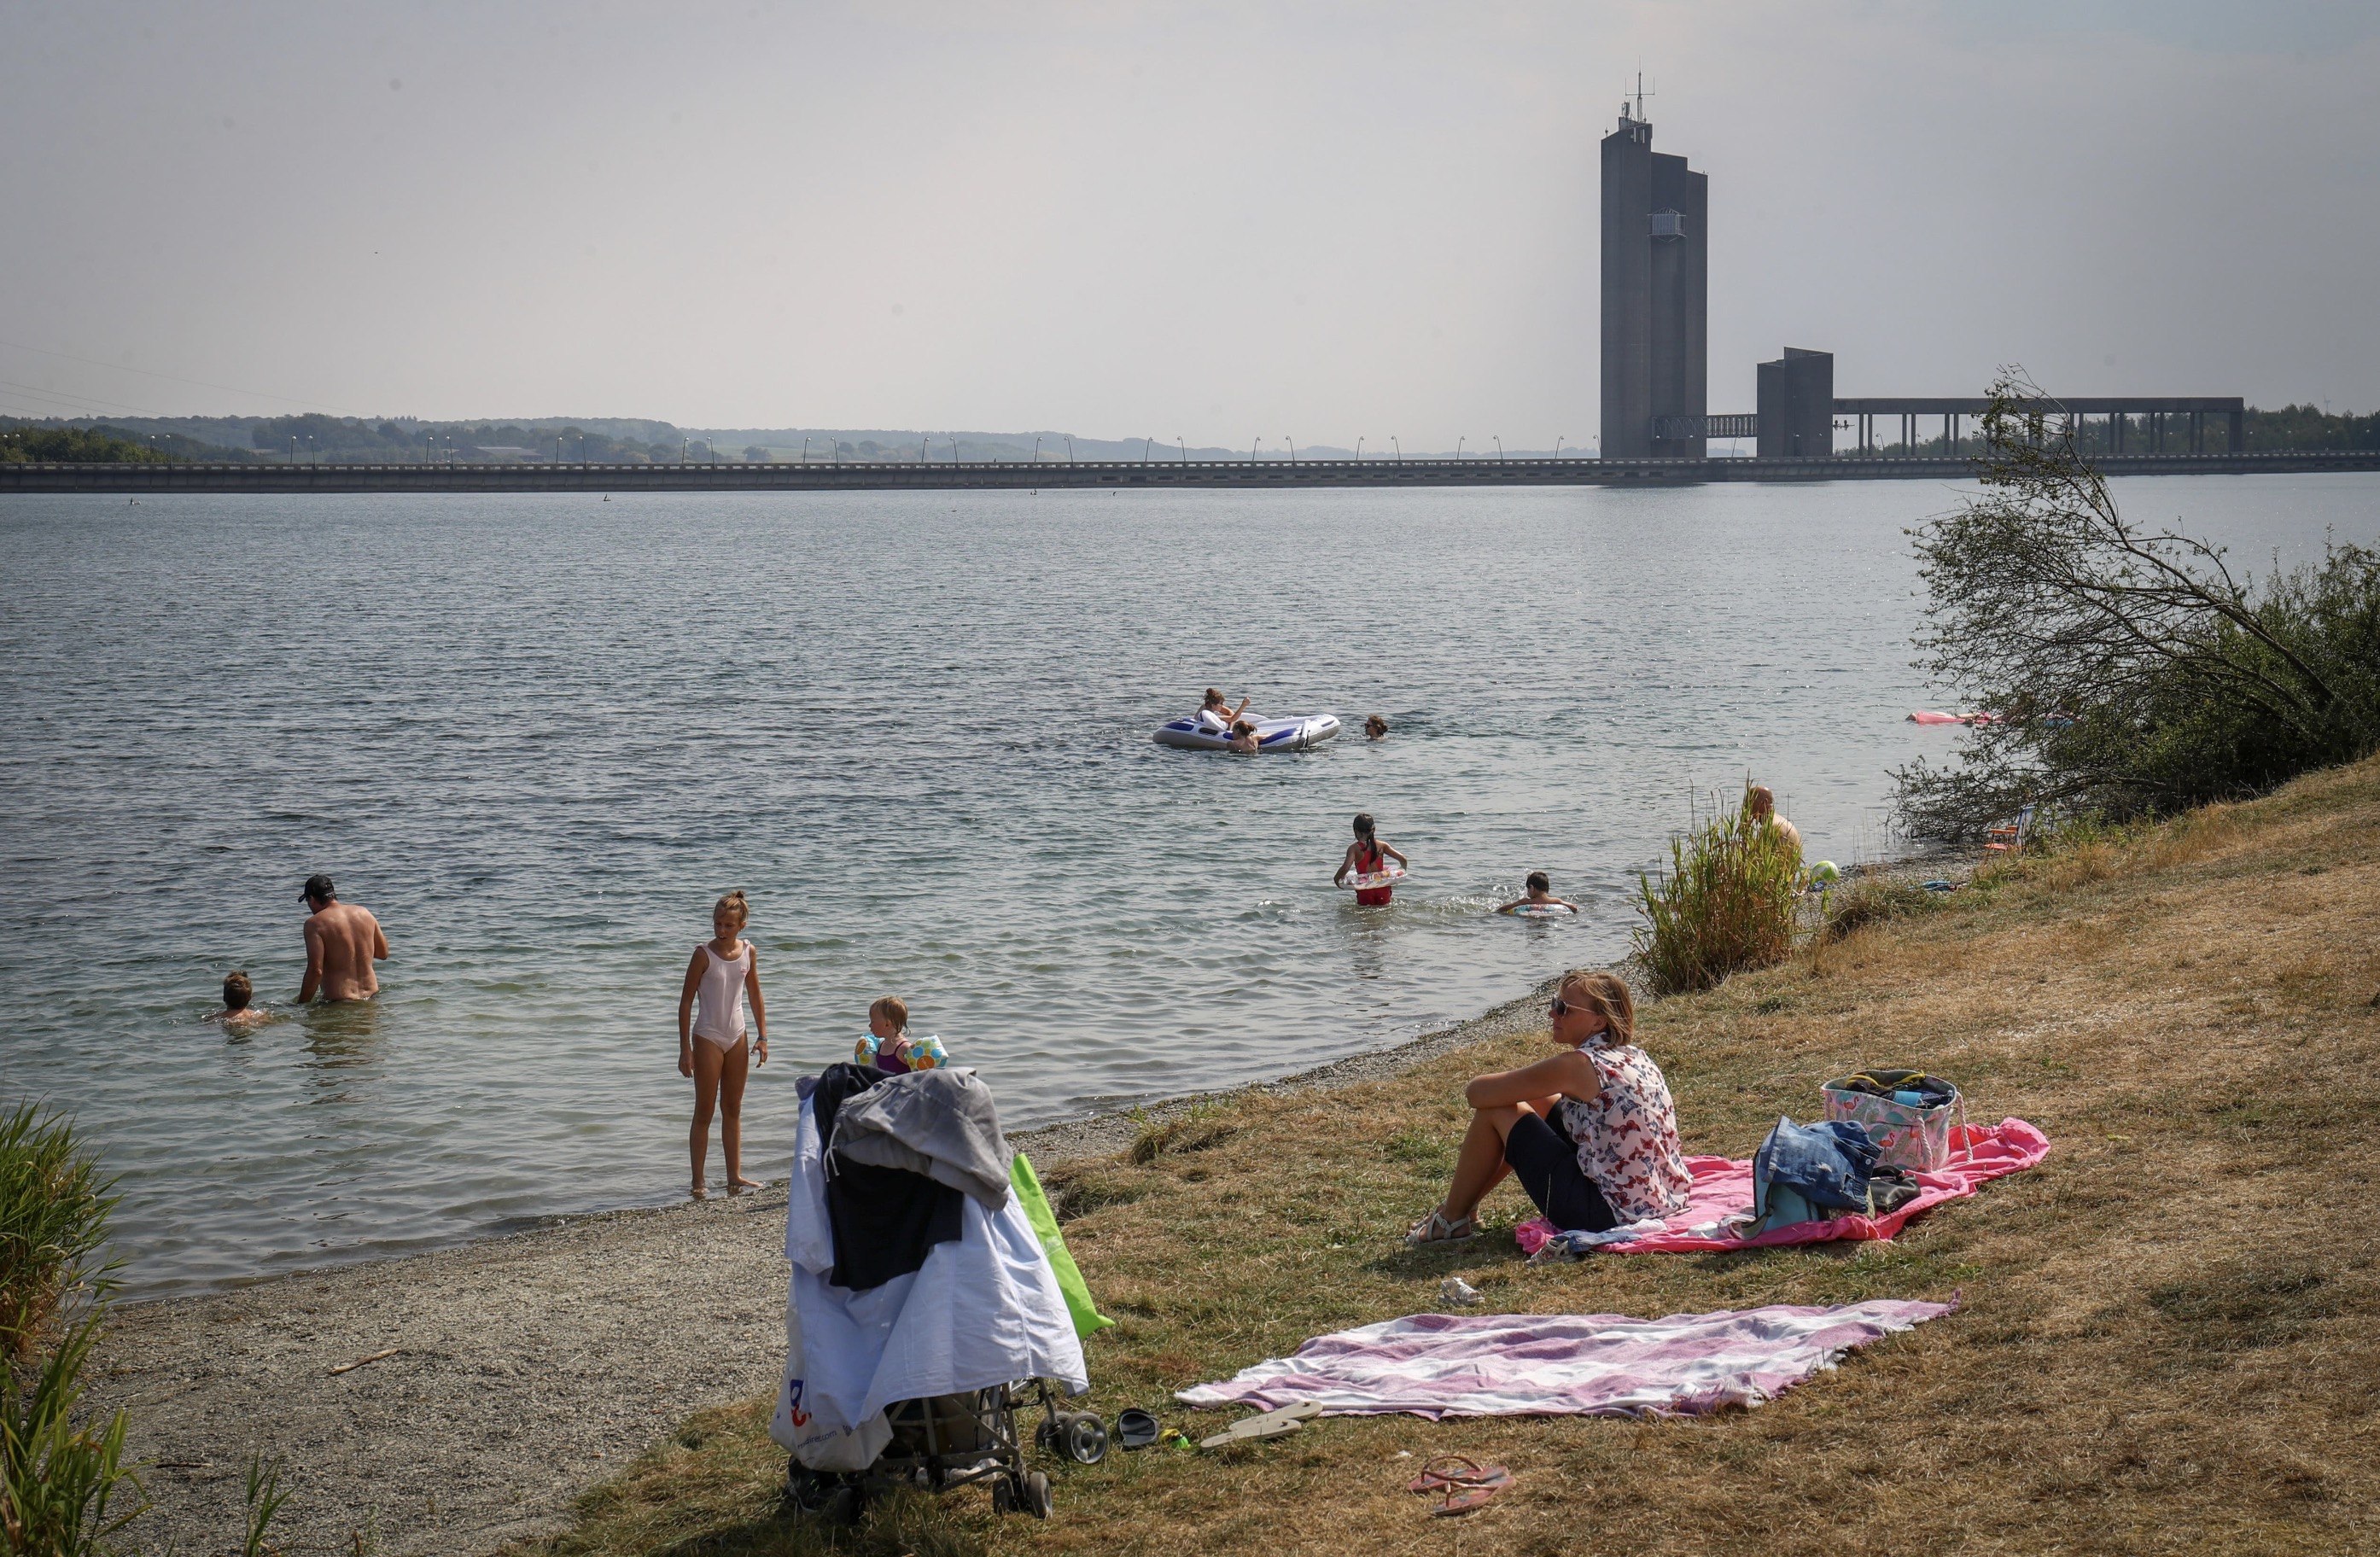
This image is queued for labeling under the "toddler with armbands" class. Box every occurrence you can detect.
[854,995,948,1073]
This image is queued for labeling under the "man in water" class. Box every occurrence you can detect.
[1748,787,1803,862]
[299,874,388,1002]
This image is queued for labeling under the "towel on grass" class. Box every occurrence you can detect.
[1177,1300,1954,1420]
[1515,1117,2050,1257]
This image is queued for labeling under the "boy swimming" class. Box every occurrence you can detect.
[1497,872,1579,914]
[211,970,277,1027]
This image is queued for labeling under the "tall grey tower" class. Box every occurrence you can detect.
[1599,96,1706,459]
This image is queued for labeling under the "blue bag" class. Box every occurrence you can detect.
[1750,1116,1881,1228]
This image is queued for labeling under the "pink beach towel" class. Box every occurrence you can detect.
[1177,1300,1955,1420]
[1515,1118,2050,1257]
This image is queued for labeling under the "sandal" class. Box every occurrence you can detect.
[1407,1455,1513,1516]
[1403,1209,1477,1248]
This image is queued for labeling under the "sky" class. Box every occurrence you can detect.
[3,0,2376,446]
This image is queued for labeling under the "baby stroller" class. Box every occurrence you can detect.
[790,1379,1108,1522]
[775,1063,1105,1523]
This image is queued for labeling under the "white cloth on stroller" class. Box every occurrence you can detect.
[771,1088,1089,1471]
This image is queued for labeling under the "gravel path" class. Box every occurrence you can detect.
[94,979,1569,1555]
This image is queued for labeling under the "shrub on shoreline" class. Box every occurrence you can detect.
[1632,788,1803,994]
[1896,370,2380,841]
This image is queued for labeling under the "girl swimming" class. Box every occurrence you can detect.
[1334,812,1409,906]
[676,889,769,1198]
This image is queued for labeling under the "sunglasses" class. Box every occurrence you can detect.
[1549,997,1574,1018]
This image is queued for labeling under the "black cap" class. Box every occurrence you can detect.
[300,873,335,903]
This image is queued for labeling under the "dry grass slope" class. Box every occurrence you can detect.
[522,758,2380,1557]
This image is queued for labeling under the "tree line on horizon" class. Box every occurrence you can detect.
[7,401,2379,465]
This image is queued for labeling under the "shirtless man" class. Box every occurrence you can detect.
[299,874,388,1002]
[1748,786,1804,862]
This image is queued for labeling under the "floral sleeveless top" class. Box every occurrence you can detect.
[1554,1041,1691,1222]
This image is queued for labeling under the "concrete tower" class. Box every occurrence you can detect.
[1599,96,1706,459]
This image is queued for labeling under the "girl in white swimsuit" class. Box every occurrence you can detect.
[676,890,769,1198]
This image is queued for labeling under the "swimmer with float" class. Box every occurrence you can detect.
[1497,872,1578,915]
[1334,812,1409,905]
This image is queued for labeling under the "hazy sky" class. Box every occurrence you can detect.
[4,1,2375,443]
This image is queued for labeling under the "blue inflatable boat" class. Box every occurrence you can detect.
[1152,713,1341,752]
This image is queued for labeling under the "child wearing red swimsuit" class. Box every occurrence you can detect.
[1335,813,1409,906]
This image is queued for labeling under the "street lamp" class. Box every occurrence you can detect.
[1033,437,1041,464]
[1493,435,1504,461]
[1355,437,1364,461]
[1064,436,1075,464]
[1553,435,1565,458]
[1286,435,1296,464]
[1455,436,1466,461]
[802,436,811,464]
[1177,436,1187,464]
[1249,437,1260,464]
[1142,437,1153,464]
[1391,435,1402,464]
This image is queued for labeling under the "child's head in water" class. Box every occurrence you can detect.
[1365,715,1388,740]
[1526,872,1551,895]
[222,971,254,1012]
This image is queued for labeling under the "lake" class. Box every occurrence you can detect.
[2,473,2369,1297]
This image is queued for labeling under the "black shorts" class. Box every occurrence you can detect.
[1504,1112,1620,1233]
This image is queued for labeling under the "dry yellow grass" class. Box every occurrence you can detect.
[522,759,2380,1557]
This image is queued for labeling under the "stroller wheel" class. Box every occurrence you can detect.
[992,1476,1016,1514]
[1060,1412,1109,1466]
[823,1482,864,1526]
[1024,1468,1053,1519]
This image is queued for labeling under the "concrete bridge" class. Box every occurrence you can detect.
[5,448,2375,494]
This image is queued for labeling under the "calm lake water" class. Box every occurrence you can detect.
[2,475,2370,1298]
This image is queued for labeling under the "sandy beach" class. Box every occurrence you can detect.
[92,980,1562,1556]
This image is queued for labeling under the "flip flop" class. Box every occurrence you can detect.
[1434,1481,1508,1517]
[1199,1401,1322,1449]
[1117,1408,1160,1450]
[1406,1455,1514,1495]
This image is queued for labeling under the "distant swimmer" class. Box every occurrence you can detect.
[1196,687,1251,733]
[1335,812,1409,906]
[1497,872,1578,915]
[677,889,769,1199]
[1365,714,1389,740]
[210,970,279,1028]
[299,874,388,1002]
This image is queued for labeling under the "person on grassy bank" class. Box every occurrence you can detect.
[677,890,769,1199]
[1404,970,1689,1245]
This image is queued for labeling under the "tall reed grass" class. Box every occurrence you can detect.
[3,1103,144,1554]
[1,1104,117,1363]
[1632,788,1805,994]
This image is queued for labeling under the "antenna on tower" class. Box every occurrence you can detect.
[1632,70,1654,122]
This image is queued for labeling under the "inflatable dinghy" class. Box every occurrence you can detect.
[1152,713,1342,752]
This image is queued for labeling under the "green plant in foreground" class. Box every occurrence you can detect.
[242,1453,292,1557]
[2,1105,145,1556]
[1633,787,1803,994]
[1,1311,143,1554]
[1,1104,120,1363]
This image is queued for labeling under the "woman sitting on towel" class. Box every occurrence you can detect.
[1405,970,1690,1245]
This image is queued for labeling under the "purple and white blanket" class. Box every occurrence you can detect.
[1176,1300,1954,1420]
